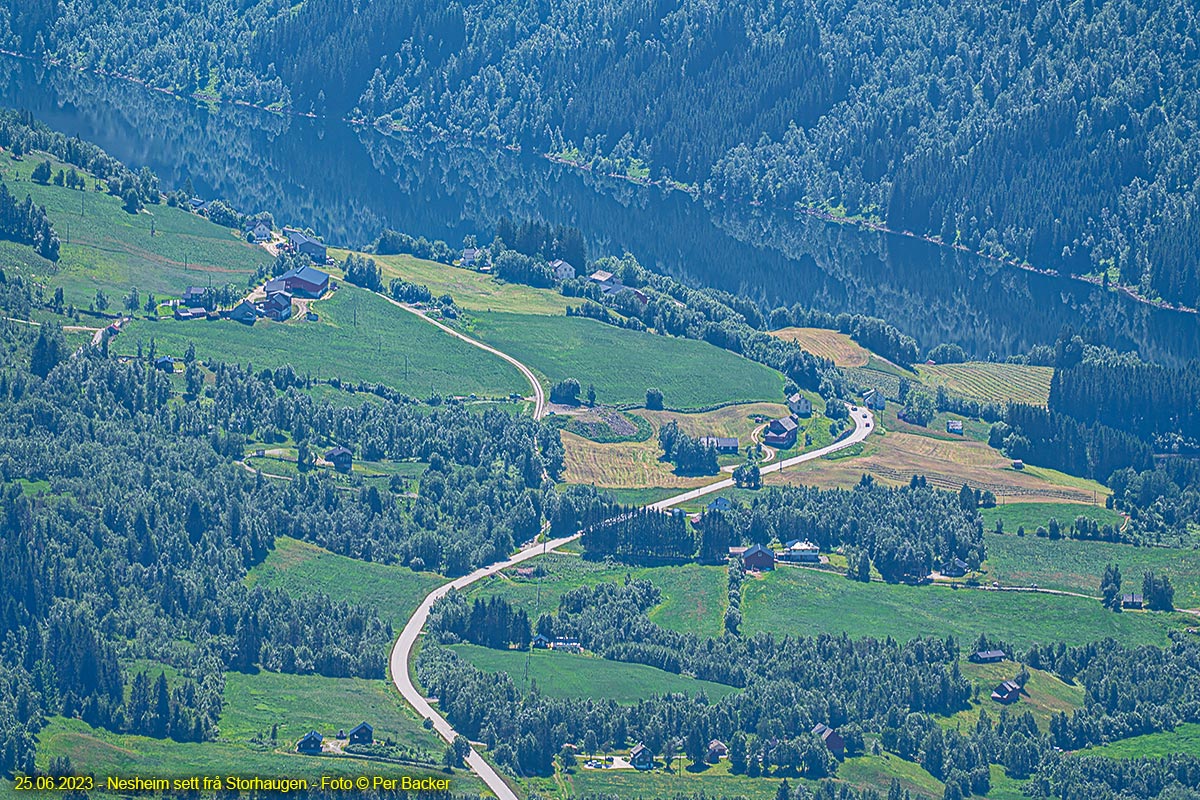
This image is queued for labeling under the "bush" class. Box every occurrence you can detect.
[30,160,52,184]
[550,378,582,405]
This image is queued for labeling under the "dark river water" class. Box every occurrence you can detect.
[4,56,1198,364]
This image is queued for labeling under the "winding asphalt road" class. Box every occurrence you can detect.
[381,295,547,419]
[384,314,874,800]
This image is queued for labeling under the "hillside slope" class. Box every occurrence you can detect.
[17,0,1200,305]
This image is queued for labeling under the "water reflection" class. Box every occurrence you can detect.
[2,56,1196,364]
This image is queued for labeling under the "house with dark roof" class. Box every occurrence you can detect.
[969,649,1007,664]
[532,634,551,649]
[181,286,209,307]
[173,306,208,321]
[154,355,174,373]
[698,436,739,454]
[763,416,799,448]
[348,722,373,745]
[284,227,328,263]
[787,393,813,417]
[262,291,293,321]
[942,557,969,578]
[1122,593,1144,609]
[812,724,845,758]
[275,264,330,298]
[863,388,886,410]
[549,259,576,282]
[297,730,323,753]
[991,680,1021,703]
[706,739,728,763]
[742,543,775,571]
[229,301,258,325]
[325,446,353,473]
[707,496,733,512]
[629,743,654,770]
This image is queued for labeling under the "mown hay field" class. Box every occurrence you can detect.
[915,362,1054,406]
[769,327,871,367]
[766,430,1108,504]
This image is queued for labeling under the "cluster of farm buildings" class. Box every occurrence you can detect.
[172,228,333,325]
[693,394,814,458]
[459,249,652,304]
[296,721,373,754]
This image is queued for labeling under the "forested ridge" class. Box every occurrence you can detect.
[10,0,1200,305]
[0,261,567,773]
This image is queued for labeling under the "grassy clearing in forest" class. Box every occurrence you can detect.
[448,643,737,703]
[246,536,443,630]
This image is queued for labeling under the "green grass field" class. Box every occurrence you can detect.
[739,566,1185,648]
[985,764,1030,800]
[914,362,1053,406]
[1,154,270,307]
[466,312,785,409]
[1081,723,1200,759]
[980,502,1123,534]
[220,670,439,756]
[25,658,479,794]
[837,751,945,798]
[30,714,479,795]
[448,643,738,702]
[981,531,1200,608]
[114,285,528,397]
[466,552,728,638]
[352,250,574,316]
[519,749,945,800]
[246,537,443,629]
[941,662,1085,733]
